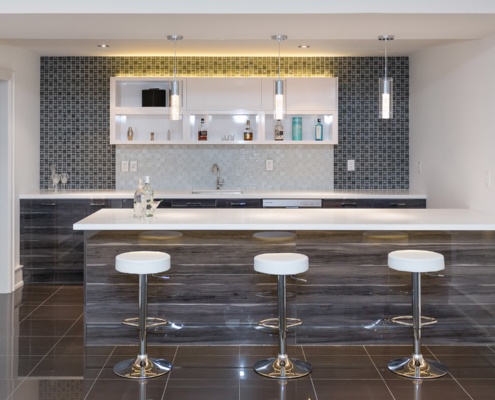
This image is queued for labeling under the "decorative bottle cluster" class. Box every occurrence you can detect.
[143,176,154,217]
[133,178,145,218]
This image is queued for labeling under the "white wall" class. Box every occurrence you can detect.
[0,45,40,292]
[410,34,495,214]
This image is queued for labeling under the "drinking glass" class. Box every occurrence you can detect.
[51,173,60,192]
[61,173,69,191]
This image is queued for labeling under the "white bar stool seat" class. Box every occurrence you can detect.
[387,250,448,379]
[113,251,173,379]
[253,253,312,379]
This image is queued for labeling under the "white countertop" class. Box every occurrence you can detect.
[73,208,495,231]
[21,189,426,200]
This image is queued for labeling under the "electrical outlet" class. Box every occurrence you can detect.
[130,161,138,172]
[121,160,129,172]
[266,159,274,171]
[347,160,355,171]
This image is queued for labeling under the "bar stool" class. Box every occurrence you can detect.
[113,251,173,379]
[387,250,448,379]
[253,232,303,332]
[253,253,312,379]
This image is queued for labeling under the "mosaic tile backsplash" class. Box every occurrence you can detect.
[39,56,408,190]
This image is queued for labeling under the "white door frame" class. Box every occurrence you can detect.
[0,68,16,293]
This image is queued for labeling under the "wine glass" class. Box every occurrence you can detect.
[51,173,60,192]
[61,173,69,191]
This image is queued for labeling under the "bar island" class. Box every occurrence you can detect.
[74,208,495,347]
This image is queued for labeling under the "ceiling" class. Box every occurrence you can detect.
[2,2,495,57]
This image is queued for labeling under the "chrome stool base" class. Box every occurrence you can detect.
[113,355,172,379]
[254,356,312,380]
[388,355,448,379]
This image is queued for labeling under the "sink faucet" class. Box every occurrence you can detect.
[211,163,224,190]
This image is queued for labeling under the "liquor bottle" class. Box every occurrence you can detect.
[243,119,253,141]
[143,176,154,217]
[315,118,323,141]
[198,118,208,141]
[127,127,133,141]
[274,119,284,141]
[133,178,145,218]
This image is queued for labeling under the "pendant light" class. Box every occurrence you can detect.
[272,34,287,120]
[378,35,394,119]
[167,34,183,121]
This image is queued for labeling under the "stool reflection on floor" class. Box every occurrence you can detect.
[253,252,312,379]
[113,251,173,379]
[387,250,448,379]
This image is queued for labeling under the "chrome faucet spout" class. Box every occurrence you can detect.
[211,163,223,190]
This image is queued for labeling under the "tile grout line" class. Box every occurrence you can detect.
[301,345,319,400]
[83,345,118,400]
[424,345,475,400]
[18,285,65,324]
[7,295,82,400]
[160,345,179,400]
[363,345,397,400]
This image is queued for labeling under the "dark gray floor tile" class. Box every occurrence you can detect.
[0,355,44,379]
[164,385,240,400]
[456,379,495,400]
[17,319,76,337]
[85,378,167,400]
[177,345,239,356]
[438,354,495,379]
[312,379,395,400]
[303,344,367,356]
[29,355,110,378]
[0,336,59,356]
[25,305,83,320]
[306,355,382,380]
[386,378,472,400]
[426,344,495,356]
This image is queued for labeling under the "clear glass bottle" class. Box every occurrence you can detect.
[143,176,154,217]
[198,118,208,141]
[243,119,253,141]
[133,178,145,218]
[315,118,323,141]
[274,119,284,141]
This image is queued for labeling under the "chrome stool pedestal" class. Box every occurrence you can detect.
[113,251,173,379]
[253,253,312,379]
[387,250,448,379]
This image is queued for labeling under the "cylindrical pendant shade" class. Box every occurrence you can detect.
[379,77,393,119]
[170,80,180,121]
[274,79,285,120]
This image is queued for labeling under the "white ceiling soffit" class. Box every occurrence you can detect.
[1,1,495,56]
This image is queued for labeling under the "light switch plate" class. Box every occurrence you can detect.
[121,161,129,172]
[347,160,355,171]
[130,161,138,172]
[266,159,274,171]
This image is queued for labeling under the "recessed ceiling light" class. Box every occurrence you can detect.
[98,44,110,48]
[298,45,310,49]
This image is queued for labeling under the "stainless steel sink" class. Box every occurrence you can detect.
[192,189,243,195]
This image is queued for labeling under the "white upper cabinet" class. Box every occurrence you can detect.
[110,76,338,145]
[286,78,338,111]
[186,78,263,111]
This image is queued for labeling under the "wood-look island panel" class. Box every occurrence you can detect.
[84,229,495,346]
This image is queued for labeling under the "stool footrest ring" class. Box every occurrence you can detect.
[391,315,437,327]
[122,317,168,328]
[258,317,303,329]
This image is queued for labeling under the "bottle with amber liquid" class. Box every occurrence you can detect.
[243,119,253,141]
[198,118,208,141]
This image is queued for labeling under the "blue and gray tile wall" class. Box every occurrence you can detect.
[39,56,408,190]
